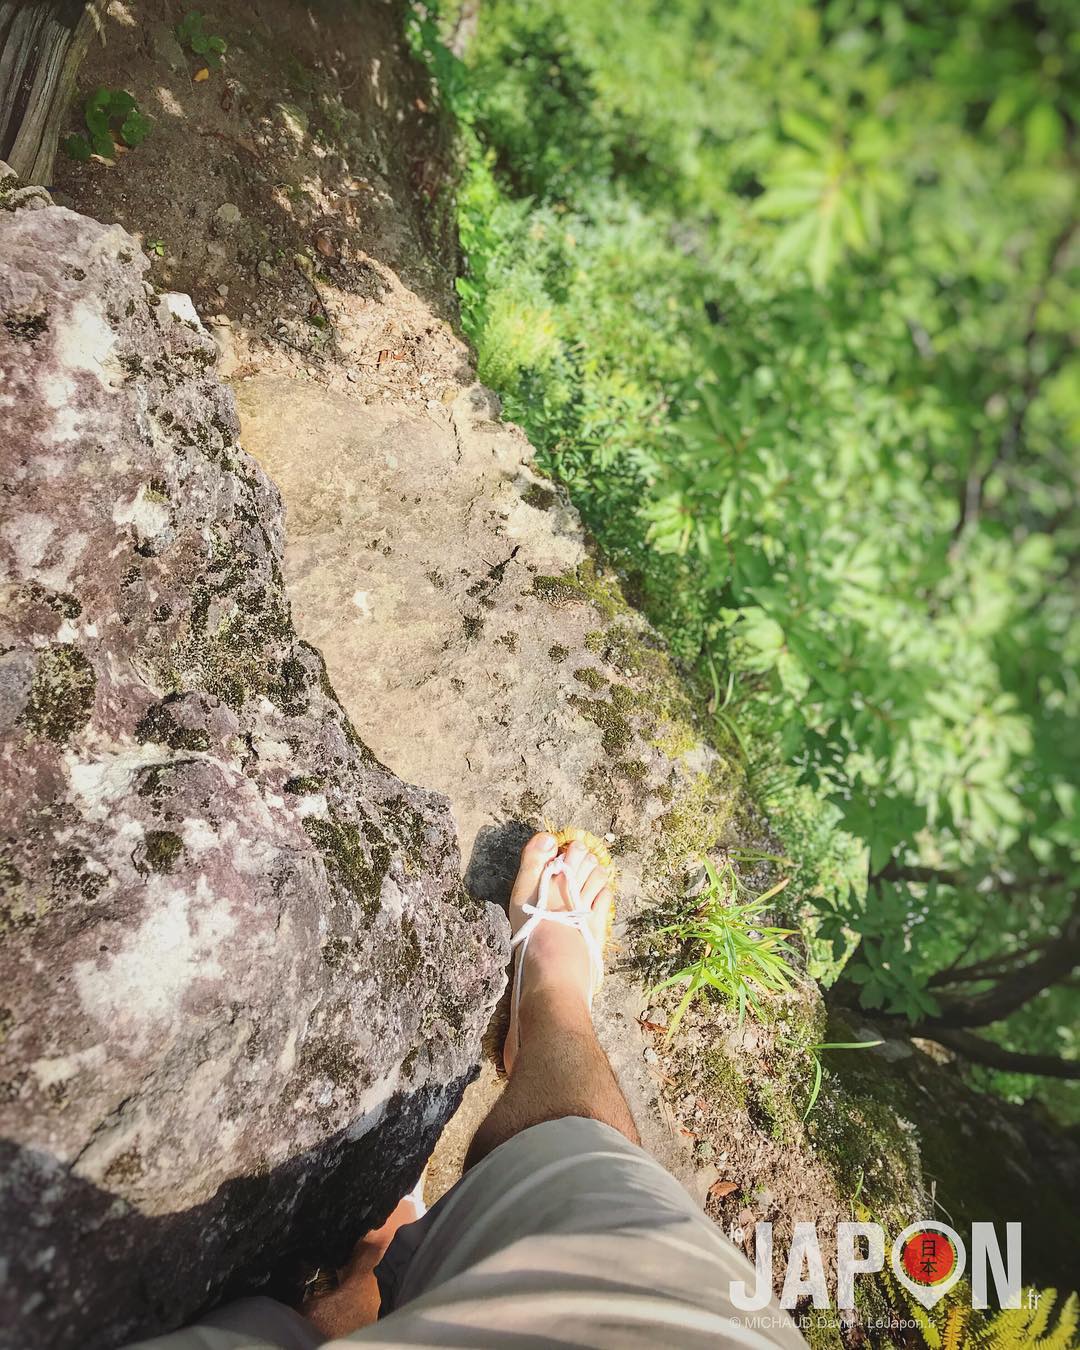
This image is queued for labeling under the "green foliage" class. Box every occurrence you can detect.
[63,87,150,162]
[648,855,799,1037]
[411,0,1080,1109]
[881,1269,1080,1349]
[176,11,228,70]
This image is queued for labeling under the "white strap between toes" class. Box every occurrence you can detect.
[510,855,604,998]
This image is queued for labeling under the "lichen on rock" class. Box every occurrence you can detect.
[0,197,506,1350]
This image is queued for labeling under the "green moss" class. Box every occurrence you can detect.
[19,581,81,620]
[496,631,518,652]
[548,643,569,662]
[0,1007,12,1044]
[573,666,608,691]
[304,813,390,917]
[521,481,558,511]
[614,757,649,783]
[530,559,627,622]
[396,916,423,983]
[568,691,634,755]
[22,647,95,743]
[700,1048,748,1111]
[809,1079,921,1220]
[748,1078,796,1145]
[49,851,106,902]
[135,700,211,752]
[298,1034,361,1088]
[648,762,735,878]
[799,1311,845,1350]
[143,830,183,874]
[462,613,484,640]
[284,775,324,795]
[322,936,350,969]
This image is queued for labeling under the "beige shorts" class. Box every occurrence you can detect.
[130,1117,805,1349]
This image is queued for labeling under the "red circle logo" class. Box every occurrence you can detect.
[900,1229,958,1287]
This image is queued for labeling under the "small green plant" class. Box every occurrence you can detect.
[146,238,165,257]
[62,88,150,162]
[798,1039,883,1120]
[176,11,227,70]
[650,855,799,1041]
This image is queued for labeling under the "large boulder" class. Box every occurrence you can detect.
[0,184,506,1350]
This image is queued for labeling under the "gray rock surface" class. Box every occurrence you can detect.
[0,202,506,1350]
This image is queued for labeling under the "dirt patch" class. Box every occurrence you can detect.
[53,0,472,400]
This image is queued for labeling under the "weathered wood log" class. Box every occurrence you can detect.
[0,0,102,185]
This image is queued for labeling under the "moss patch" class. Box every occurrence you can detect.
[142,830,183,875]
[568,688,635,755]
[22,646,95,743]
[303,813,390,917]
[521,481,558,511]
[135,699,211,752]
[573,666,607,691]
[700,1047,748,1111]
[648,762,736,878]
[530,559,627,622]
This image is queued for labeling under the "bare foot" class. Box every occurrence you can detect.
[504,833,613,1075]
[303,1188,421,1338]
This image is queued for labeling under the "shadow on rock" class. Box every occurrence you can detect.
[1,1073,475,1350]
[464,821,534,915]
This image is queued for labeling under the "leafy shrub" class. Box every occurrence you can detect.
[63,88,150,161]
[411,0,1080,1109]
[176,11,228,70]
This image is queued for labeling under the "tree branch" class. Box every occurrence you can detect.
[928,895,1080,1028]
[952,218,1077,541]
[927,940,1051,989]
[872,860,1065,897]
[916,1028,1080,1080]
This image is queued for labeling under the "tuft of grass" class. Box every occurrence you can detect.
[798,1039,884,1121]
[650,854,799,1041]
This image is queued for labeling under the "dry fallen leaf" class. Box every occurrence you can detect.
[194,67,210,82]
[638,1017,667,1034]
[738,1207,756,1228]
[709,1180,739,1200]
[315,233,335,259]
[377,349,390,366]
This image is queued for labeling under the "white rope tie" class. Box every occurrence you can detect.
[510,855,604,1006]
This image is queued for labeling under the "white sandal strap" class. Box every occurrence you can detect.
[510,855,604,999]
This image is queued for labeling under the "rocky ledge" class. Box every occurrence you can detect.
[0,176,506,1350]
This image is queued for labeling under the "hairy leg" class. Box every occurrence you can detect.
[465,834,638,1169]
